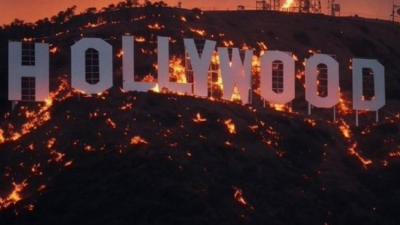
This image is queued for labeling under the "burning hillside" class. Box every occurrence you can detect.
[1,4,400,225]
[0,81,399,224]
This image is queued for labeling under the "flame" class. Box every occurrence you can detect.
[47,138,56,149]
[348,143,372,166]
[135,37,146,42]
[338,119,351,139]
[50,46,58,54]
[189,27,206,37]
[169,56,188,83]
[193,113,207,123]
[64,161,73,167]
[282,0,294,9]
[269,103,291,112]
[106,118,117,129]
[233,186,253,209]
[117,50,124,58]
[0,129,4,144]
[130,136,148,145]
[305,118,317,127]
[0,180,28,209]
[4,78,72,143]
[224,119,236,134]
[148,23,164,30]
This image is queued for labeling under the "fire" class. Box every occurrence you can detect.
[193,113,207,123]
[4,78,72,143]
[0,129,4,144]
[269,103,290,112]
[0,180,28,209]
[338,119,351,139]
[189,27,206,36]
[106,118,117,129]
[169,56,188,83]
[282,0,294,9]
[130,136,148,145]
[305,118,317,127]
[338,90,351,115]
[135,37,146,42]
[224,119,236,134]
[64,161,73,167]
[47,138,56,149]
[233,186,253,209]
[117,49,124,58]
[148,23,164,30]
[348,143,372,166]
[50,46,58,54]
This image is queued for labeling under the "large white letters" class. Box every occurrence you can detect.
[71,38,113,94]
[305,54,339,108]
[158,36,192,93]
[260,51,295,105]
[122,36,157,92]
[352,59,385,111]
[183,39,216,97]
[218,48,252,104]
[8,42,49,101]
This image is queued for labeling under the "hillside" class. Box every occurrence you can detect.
[1,5,400,225]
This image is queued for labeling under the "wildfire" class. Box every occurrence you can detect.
[233,186,253,209]
[282,0,294,9]
[130,136,148,145]
[193,113,207,123]
[0,129,4,144]
[338,119,351,139]
[224,119,236,134]
[0,180,28,209]
[269,103,290,112]
[348,143,372,166]
[169,56,187,83]
[106,118,117,129]
[135,37,146,42]
[189,27,206,36]
[47,138,56,149]
[148,23,164,30]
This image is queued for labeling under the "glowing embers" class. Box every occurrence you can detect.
[336,119,373,166]
[224,119,236,134]
[268,103,291,112]
[189,27,206,37]
[281,0,295,9]
[0,180,28,209]
[130,136,148,145]
[233,186,254,209]
[193,113,207,123]
[148,23,164,30]
[4,78,72,143]
[348,143,372,166]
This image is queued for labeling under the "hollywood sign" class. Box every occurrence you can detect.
[8,36,385,113]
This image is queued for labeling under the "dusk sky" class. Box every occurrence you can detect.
[0,0,398,25]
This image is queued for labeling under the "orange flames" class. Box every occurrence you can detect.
[282,0,295,9]
[130,136,148,145]
[193,113,207,123]
[0,180,28,209]
[224,119,236,134]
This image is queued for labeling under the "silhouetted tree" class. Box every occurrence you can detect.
[51,5,77,24]
[153,1,167,7]
[143,0,152,7]
[83,7,97,15]
[10,19,25,27]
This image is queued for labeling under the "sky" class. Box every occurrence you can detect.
[0,0,398,25]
